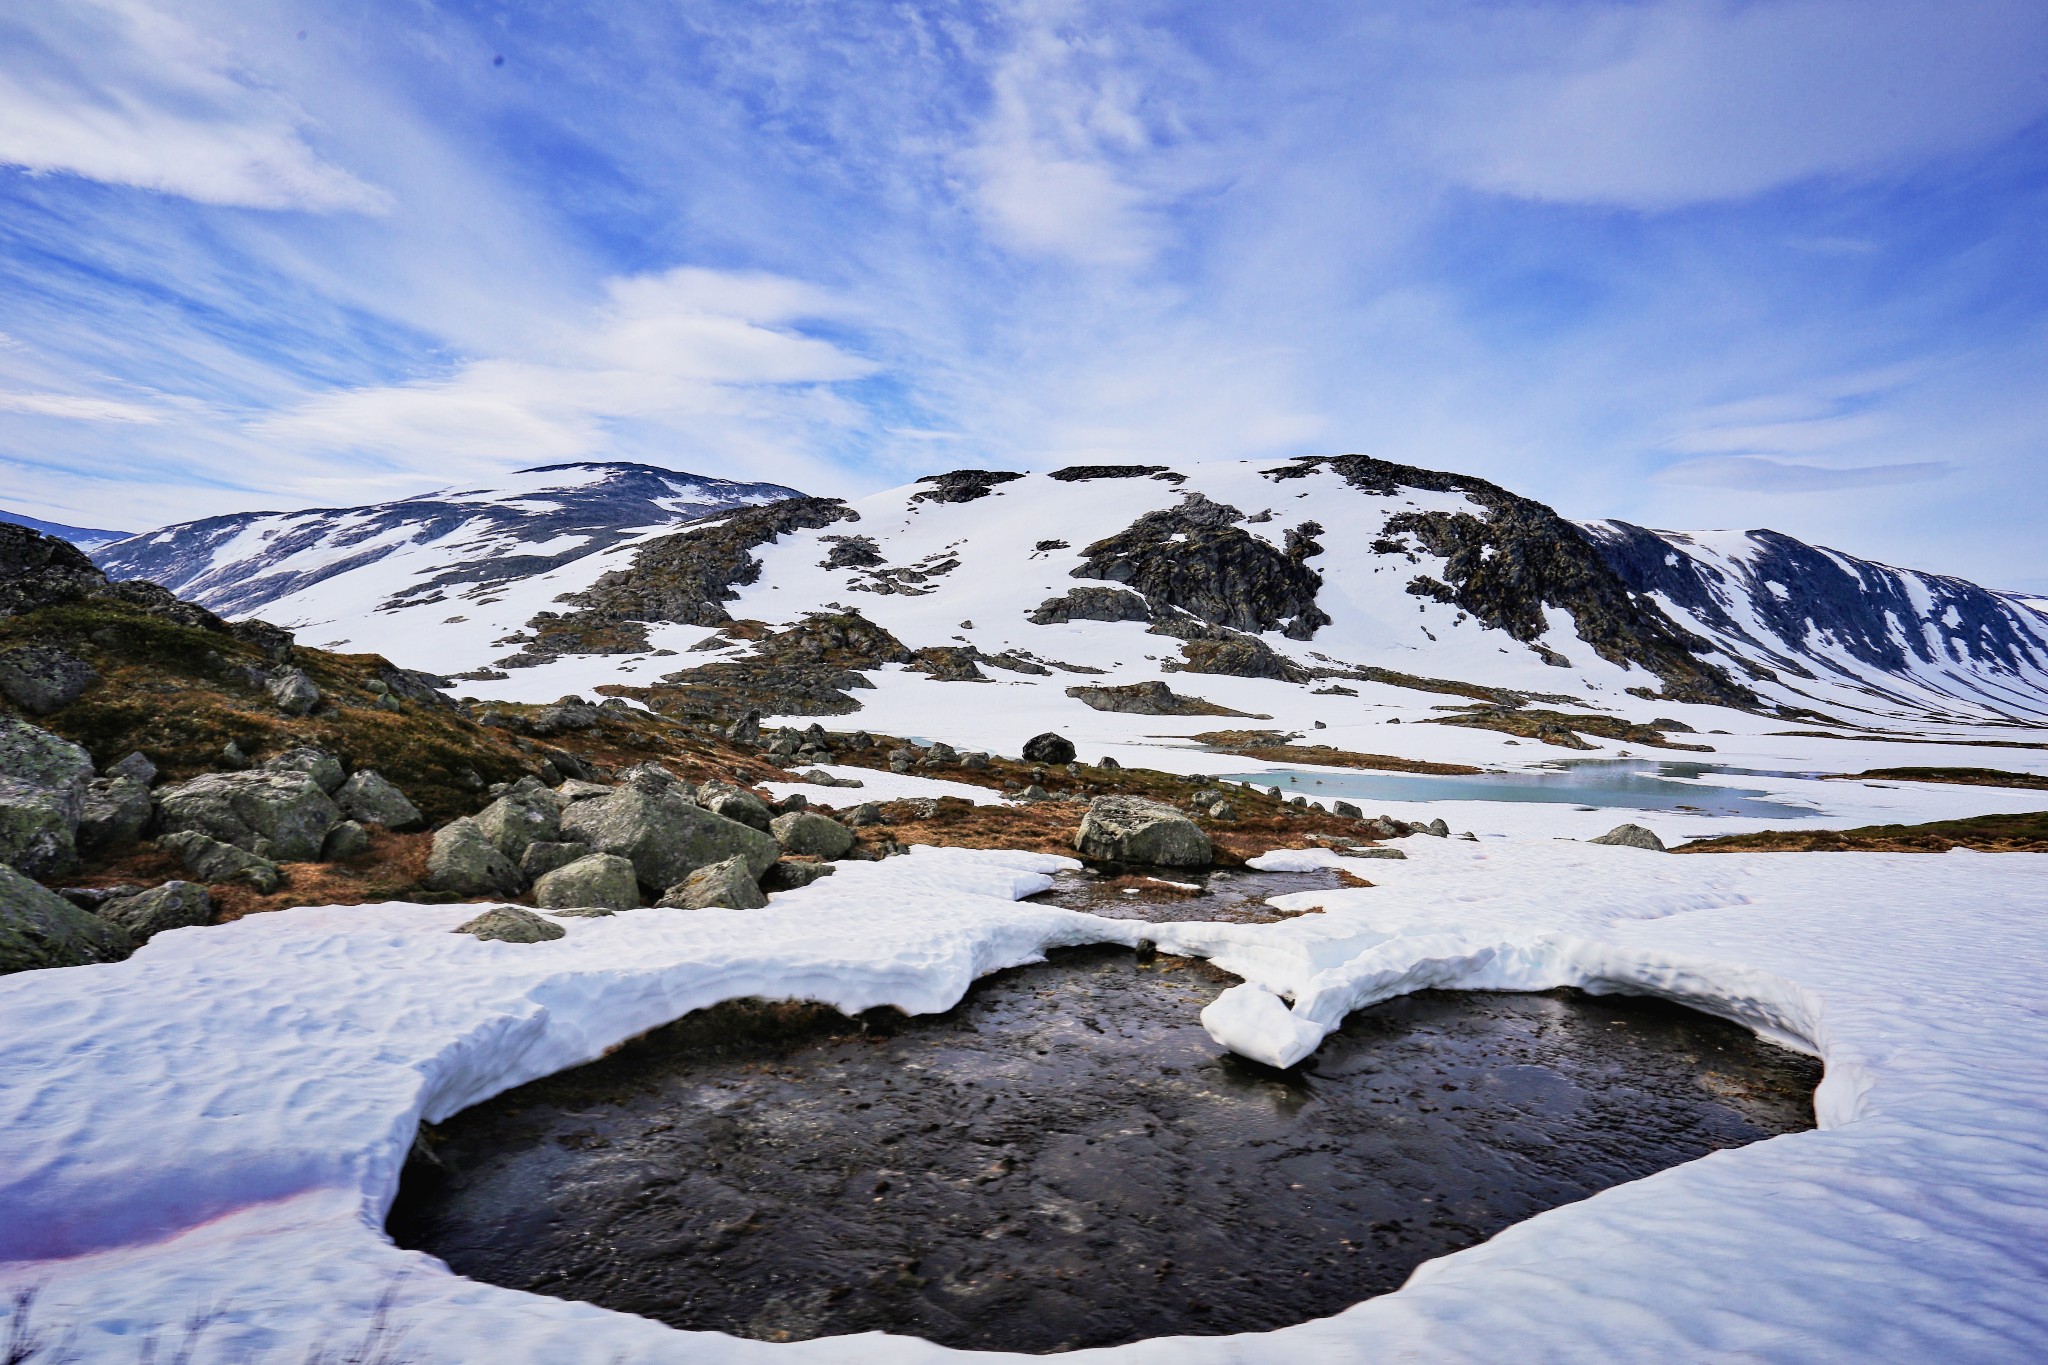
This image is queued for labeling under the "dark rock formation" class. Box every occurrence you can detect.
[652,610,914,719]
[1070,493,1330,640]
[1064,681,1253,717]
[1022,732,1077,765]
[1166,634,1308,683]
[1028,586,1152,626]
[0,864,132,974]
[1047,465,1186,484]
[909,470,1026,504]
[0,645,98,714]
[334,770,425,830]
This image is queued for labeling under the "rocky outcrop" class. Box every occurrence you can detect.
[658,855,769,909]
[533,853,641,911]
[1047,465,1185,484]
[560,785,780,891]
[334,770,424,830]
[264,747,345,793]
[95,881,214,943]
[473,789,561,861]
[770,811,855,860]
[1166,634,1307,683]
[1064,681,1252,717]
[1027,586,1152,626]
[155,771,341,862]
[425,819,525,898]
[265,667,321,716]
[1071,493,1330,640]
[0,717,93,878]
[454,906,563,943]
[651,610,914,719]
[156,830,284,891]
[697,781,773,832]
[0,645,98,714]
[1075,795,1212,867]
[0,864,132,975]
[909,469,1025,504]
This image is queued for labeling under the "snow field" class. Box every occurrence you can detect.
[4,840,2048,1360]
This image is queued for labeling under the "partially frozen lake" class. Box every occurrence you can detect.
[1219,758,1816,818]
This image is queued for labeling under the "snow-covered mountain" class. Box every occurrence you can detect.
[0,507,131,551]
[90,462,798,663]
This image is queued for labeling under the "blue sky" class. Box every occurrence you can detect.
[2,0,2045,588]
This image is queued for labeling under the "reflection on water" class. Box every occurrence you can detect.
[1218,758,1813,818]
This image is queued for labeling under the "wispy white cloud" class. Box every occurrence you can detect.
[0,0,387,212]
[0,391,169,423]
[1657,455,1951,491]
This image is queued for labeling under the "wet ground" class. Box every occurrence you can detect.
[389,876,1821,1354]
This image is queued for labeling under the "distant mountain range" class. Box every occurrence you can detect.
[84,456,2048,730]
[0,508,131,551]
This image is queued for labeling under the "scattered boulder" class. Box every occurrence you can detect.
[520,840,593,881]
[1208,800,1238,820]
[959,752,990,770]
[424,818,525,898]
[473,791,561,861]
[697,781,774,832]
[1426,818,1451,838]
[95,881,214,943]
[1348,847,1408,860]
[555,779,614,804]
[1099,755,1121,770]
[770,811,856,860]
[1588,823,1666,851]
[762,859,837,892]
[1022,732,1077,765]
[155,830,284,892]
[1333,801,1362,819]
[0,718,93,878]
[534,853,641,911]
[797,768,864,788]
[105,751,158,786]
[560,786,780,891]
[454,906,563,943]
[657,855,769,910]
[321,820,372,861]
[847,802,883,827]
[263,747,346,794]
[0,864,132,975]
[527,698,601,737]
[334,770,424,830]
[919,742,959,768]
[887,748,915,774]
[726,710,762,745]
[1076,795,1212,867]
[76,776,154,854]
[774,793,807,814]
[265,667,321,716]
[0,645,98,714]
[155,771,340,862]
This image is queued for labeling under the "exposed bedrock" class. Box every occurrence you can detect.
[1070,493,1331,640]
[0,864,133,975]
[1064,680,1253,717]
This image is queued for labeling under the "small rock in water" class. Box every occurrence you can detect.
[1588,823,1666,851]
[455,906,564,943]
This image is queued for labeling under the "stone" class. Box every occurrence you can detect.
[657,855,769,910]
[334,770,424,830]
[0,864,132,975]
[1075,795,1212,867]
[697,781,774,832]
[726,710,762,745]
[555,779,614,804]
[454,906,563,943]
[1019,783,1051,801]
[155,771,341,861]
[959,752,990,770]
[761,859,837,892]
[1099,756,1121,770]
[1588,823,1666,852]
[1348,847,1408,860]
[525,699,600,736]
[220,739,251,770]
[887,748,915,774]
[1022,732,1077,765]
[424,819,525,898]
[263,746,346,794]
[534,853,641,911]
[520,840,592,881]
[847,802,883,827]
[0,645,98,714]
[0,718,93,878]
[770,811,856,860]
[774,793,808,815]
[1208,800,1238,820]
[322,820,373,861]
[619,762,681,791]
[1333,801,1363,819]
[266,667,321,716]
[95,881,214,943]
[156,830,284,892]
[920,741,959,767]
[797,768,864,788]
[560,785,780,891]
[1426,818,1451,838]
[77,776,154,854]
[548,906,615,919]
[105,751,158,786]
[473,792,560,860]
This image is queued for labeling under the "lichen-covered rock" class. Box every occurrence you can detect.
[454,905,563,943]
[321,820,372,861]
[761,859,837,892]
[77,776,154,854]
[769,811,855,860]
[697,781,773,832]
[473,791,560,860]
[155,771,341,861]
[424,818,525,898]
[95,881,214,943]
[0,717,92,877]
[156,830,285,892]
[533,853,641,911]
[263,746,346,794]
[657,855,768,910]
[265,666,321,716]
[520,840,592,881]
[560,786,780,891]
[105,751,159,786]
[0,864,132,974]
[1076,795,1212,867]
[1022,732,1077,765]
[334,770,424,830]
[846,802,883,827]
[1588,823,1666,851]
[0,644,98,714]
[554,779,614,804]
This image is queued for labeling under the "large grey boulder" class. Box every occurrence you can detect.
[1022,732,1077,765]
[155,771,341,862]
[333,770,423,830]
[533,853,641,911]
[762,859,837,892]
[697,781,773,832]
[520,840,591,881]
[770,811,855,860]
[1076,795,1212,867]
[0,645,98,715]
[560,786,780,891]
[321,820,372,861]
[105,751,158,786]
[156,830,284,892]
[657,855,768,910]
[96,881,214,943]
[0,864,132,974]
[473,792,560,861]
[77,776,155,854]
[0,717,93,878]
[266,667,321,716]
[424,818,525,898]
[263,747,345,794]
[1588,823,1666,851]
[454,905,563,943]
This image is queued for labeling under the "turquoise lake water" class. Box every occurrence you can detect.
[1216,759,1814,819]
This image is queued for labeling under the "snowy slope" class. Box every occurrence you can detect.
[0,505,130,551]
[5,841,2048,1361]
[89,462,798,667]
[1586,521,2048,726]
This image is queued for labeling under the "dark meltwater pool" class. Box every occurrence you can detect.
[389,877,1821,1353]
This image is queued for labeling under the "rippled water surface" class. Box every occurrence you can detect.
[1219,758,1814,818]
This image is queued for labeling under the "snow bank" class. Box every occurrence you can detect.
[5,842,2048,1361]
